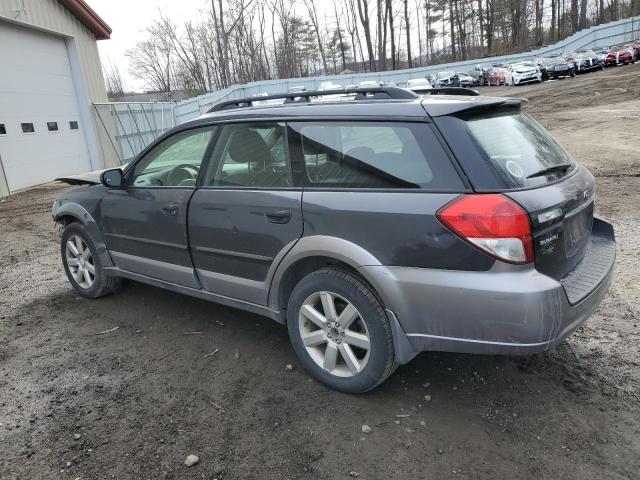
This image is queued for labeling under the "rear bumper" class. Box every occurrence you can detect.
[361,218,615,358]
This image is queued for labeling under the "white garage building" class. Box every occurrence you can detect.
[0,0,116,197]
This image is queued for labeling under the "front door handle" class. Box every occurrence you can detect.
[265,209,292,224]
[160,203,179,216]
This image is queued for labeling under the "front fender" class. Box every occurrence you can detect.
[52,200,114,268]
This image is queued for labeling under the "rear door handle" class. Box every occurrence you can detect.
[160,203,179,216]
[265,209,292,224]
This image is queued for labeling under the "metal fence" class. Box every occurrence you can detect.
[94,14,640,162]
[93,102,177,164]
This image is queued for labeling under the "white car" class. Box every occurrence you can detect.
[406,78,433,93]
[318,81,343,91]
[504,63,542,85]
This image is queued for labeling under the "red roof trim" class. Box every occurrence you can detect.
[58,0,111,40]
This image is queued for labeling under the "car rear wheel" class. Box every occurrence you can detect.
[287,268,396,393]
[61,222,121,299]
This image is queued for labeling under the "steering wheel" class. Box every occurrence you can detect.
[167,164,199,186]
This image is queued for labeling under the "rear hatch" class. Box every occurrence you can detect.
[438,109,595,279]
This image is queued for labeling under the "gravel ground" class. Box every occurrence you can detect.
[1,65,639,480]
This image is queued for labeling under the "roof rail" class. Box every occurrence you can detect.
[423,87,480,96]
[208,87,418,112]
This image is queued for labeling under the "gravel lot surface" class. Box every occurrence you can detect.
[1,65,639,479]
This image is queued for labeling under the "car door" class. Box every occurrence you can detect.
[100,126,216,288]
[188,122,303,306]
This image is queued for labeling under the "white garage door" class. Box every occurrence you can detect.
[0,22,91,192]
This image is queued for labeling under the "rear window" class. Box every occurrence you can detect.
[289,121,464,190]
[466,112,576,188]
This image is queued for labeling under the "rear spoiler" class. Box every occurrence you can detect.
[423,97,526,117]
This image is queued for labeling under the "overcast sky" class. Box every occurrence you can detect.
[87,0,336,92]
[87,0,213,91]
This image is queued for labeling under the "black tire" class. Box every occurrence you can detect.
[60,222,121,299]
[286,268,396,393]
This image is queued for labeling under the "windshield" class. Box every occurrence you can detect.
[466,112,576,188]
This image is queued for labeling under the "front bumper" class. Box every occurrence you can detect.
[361,218,615,357]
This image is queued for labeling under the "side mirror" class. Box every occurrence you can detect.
[101,168,124,188]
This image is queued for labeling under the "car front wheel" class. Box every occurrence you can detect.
[61,222,121,299]
[287,268,396,393]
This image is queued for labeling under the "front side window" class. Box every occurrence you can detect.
[202,123,291,188]
[289,121,463,190]
[131,127,215,187]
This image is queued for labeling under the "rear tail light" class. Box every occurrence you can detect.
[437,194,534,264]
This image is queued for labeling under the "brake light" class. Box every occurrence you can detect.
[437,194,534,264]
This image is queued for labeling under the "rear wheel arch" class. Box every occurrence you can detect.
[268,236,385,323]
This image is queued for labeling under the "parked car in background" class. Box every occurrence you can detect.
[406,77,433,93]
[605,45,635,66]
[435,71,458,86]
[288,85,307,93]
[468,64,490,86]
[632,42,640,61]
[564,49,603,73]
[593,46,611,63]
[357,80,397,88]
[454,72,475,87]
[318,81,343,91]
[487,67,506,86]
[504,62,542,85]
[535,55,575,80]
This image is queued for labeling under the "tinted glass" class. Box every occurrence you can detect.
[21,123,34,133]
[47,122,58,132]
[202,123,291,188]
[466,112,575,188]
[69,121,79,130]
[0,124,5,135]
[132,127,214,187]
[289,122,463,190]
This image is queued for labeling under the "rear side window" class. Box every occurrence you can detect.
[289,122,463,190]
[465,112,576,188]
[201,123,291,188]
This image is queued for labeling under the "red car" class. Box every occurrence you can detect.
[487,68,506,86]
[604,45,635,66]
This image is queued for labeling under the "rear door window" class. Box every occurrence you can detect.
[465,112,576,188]
[288,121,464,190]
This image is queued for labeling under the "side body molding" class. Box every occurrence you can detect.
[52,201,114,268]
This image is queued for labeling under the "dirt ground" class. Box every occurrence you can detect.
[1,65,639,480]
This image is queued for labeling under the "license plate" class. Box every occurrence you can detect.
[564,209,591,254]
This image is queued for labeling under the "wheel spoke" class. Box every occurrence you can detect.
[337,303,359,329]
[85,261,95,274]
[320,292,337,322]
[302,329,327,347]
[301,304,327,328]
[343,330,370,350]
[75,236,84,254]
[67,257,79,267]
[82,268,92,285]
[67,240,79,256]
[82,248,91,260]
[323,343,338,371]
[339,344,361,374]
[73,268,84,283]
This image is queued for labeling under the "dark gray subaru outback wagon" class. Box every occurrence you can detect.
[53,87,615,393]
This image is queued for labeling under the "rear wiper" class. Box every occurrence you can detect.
[526,163,573,179]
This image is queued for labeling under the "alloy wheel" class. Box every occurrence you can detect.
[65,234,95,289]
[298,291,371,378]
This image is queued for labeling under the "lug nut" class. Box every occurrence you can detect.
[340,331,345,336]
[336,339,341,344]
